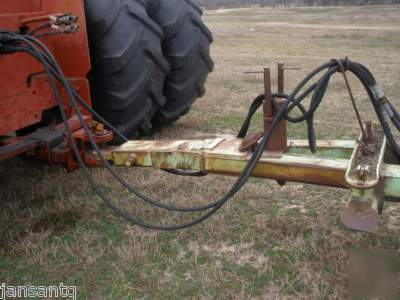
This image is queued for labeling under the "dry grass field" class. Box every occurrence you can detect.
[1,5,400,299]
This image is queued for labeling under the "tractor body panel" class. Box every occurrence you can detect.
[0,0,91,136]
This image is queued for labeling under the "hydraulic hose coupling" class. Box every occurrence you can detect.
[0,31,18,55]
[0,44,17,55]
[0,30,14,42]
[372,84,395,118]
[49,14,79,26]
[51,24,80,34]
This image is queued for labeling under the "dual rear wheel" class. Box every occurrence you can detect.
[85,0,214,140]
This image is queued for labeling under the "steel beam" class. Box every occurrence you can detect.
[90,136,400,198]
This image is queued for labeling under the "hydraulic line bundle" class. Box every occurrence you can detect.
[1,28,400,233]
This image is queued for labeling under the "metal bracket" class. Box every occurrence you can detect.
[340,123,386,233]
[240,63,288,155]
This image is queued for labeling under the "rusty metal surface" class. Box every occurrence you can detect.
[266,97,288,152]
[72,125,113,145]
[277,63,285,94]
[345,124,386,189]
[0,138,39,161]
[340,189,379,234]
[340,206,378,234]
[262,67,288,153]
[340,124,386,233]
[239,132,263,152]
[240,64,291,155]
[263,68,273,119]
[0,114,112,171]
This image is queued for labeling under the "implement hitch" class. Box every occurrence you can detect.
[2,50,399,232]
[1,15,398,232]
[88,64,400,233]
[91,125,399,234]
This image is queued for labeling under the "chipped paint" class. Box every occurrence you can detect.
[95,137,400,200]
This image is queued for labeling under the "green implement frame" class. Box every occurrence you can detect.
[88,64,400,233]
[90,131,400,233]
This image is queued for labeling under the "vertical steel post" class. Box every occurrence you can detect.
[277,62,285,94]
[263,68,273,119]
[263,67,287,153]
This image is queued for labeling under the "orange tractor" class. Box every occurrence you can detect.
[0,0,213,154]
[1,0,400,233]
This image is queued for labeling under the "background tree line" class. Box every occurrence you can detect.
[198,0,400,9]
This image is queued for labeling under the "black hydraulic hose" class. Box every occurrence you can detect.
[348,62,400,159]
[391,117,400,132]
[19,43,220,211]
[237,91,316,153]
[273,96,317,153]
[27,33,324,169]
[38,49,400,224]
[22,35,129,143]
[238,59,400,160]
[19,37,232,206]
[285,66,338,123]
[389,101,400,122]
[237,94,265,138]
[278,59,400,159]
[52,52,290,227]
[284,83,317,123]
[269,93,317,153]
[162,169,208,177]
[9,37,323,230]
[23,35,207,180]
[11,34,296,230]
[37,49,400,224]
[388,101,400,131]
[19,39,228,213]
[3,31,400,229]
[12,40,229,230]
[69,56,396,223]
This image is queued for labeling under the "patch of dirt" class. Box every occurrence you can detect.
[281,204,308,214]
[31,209,81,234]
[0,208,81,254]
[202,242,267,268]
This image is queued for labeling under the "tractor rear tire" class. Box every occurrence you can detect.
[148,0,214,126]
[85,0,170,140]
